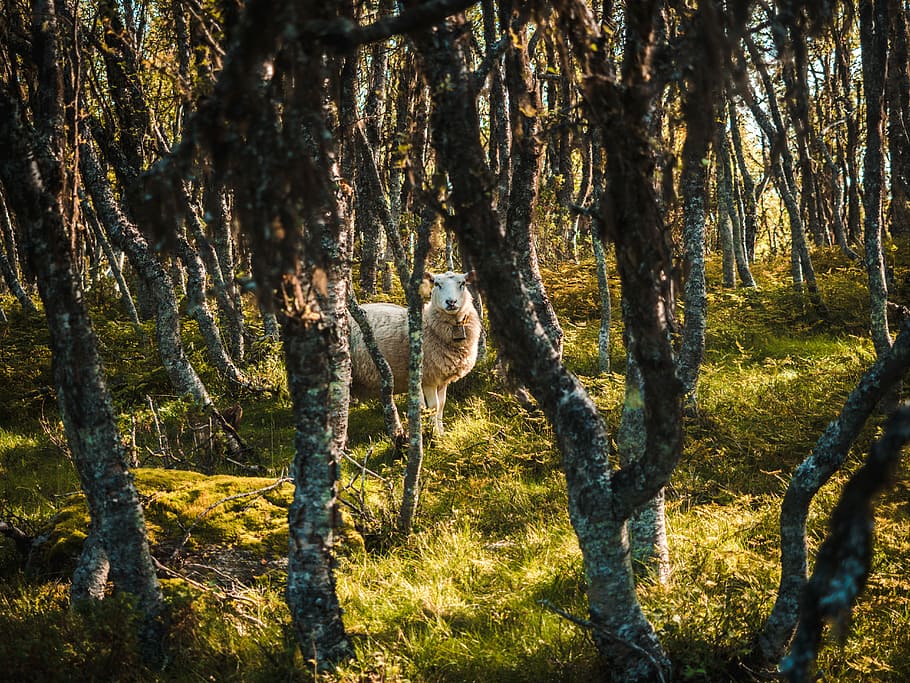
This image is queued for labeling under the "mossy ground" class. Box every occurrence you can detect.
[1,247,909,682]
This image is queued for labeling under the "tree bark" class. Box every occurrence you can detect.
[0,78,164,668]
[757,313,910,663]
[860,0,893,357]
[781,406,910,683]
[740,36,822,306]
[0,189,36,313]
[408,4,687,678]
[502,12,563,359]
[398,209,432,534]
[201,181,246,363]
[349,293,405,445]
[80,143,214,408]
[886,0,910,236]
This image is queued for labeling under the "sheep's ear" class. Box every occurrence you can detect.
[419,275,433,299]
[465,271,476,284]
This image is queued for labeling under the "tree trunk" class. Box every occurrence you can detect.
[781,406,910,682]
[740,37,823,306]
[80,192,142,330]
[503,14,563,358]
[398,209,432,534]
[410,5,684,678]
[177,193,253,393]
[202,181,246,363]
[729,99,762,261]
[282,296,352,669]
[80,143,215,408]
[717,125,756,287]
[0,81,164,664]
[349,293,405,445]
[0,189,36,313]
[757,314,910,663]
[861,0,893,357]
[886,0,910,236]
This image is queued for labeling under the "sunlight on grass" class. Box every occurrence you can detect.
[3,251,910,681]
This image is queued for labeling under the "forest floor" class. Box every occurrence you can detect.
[1,247,908,682]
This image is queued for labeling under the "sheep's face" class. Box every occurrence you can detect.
[426,271,474,316]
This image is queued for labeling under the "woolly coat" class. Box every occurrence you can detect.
[348,299,481,400]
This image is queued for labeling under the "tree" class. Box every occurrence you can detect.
[138,0,357,667]
[860,0,893,357]
[0,0,164,661]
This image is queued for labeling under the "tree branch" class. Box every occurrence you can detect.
[305,0,480,51]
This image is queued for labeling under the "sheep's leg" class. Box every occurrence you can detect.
[422,384,444,434]
[436,383,449,433]
[422,385,436,411]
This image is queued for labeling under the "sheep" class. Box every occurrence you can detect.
[349,271,481,434]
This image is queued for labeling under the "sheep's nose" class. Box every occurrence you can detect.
[445,299,457,309]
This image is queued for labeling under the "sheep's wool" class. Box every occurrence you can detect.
[348,272,481,433]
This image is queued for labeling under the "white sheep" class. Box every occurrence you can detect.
[349,271,481,434]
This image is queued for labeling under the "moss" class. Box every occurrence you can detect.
[4,249,910,681]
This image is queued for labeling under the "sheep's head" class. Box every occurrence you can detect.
[425,271,475,316]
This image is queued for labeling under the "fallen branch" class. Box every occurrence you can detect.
[152,556,266,627]
[0,520,33,555]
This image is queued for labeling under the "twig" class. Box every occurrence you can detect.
[537,599,592,629]
[152,557,266,627]
[0,520,33,555]
[341,449,390,482]
[537,599,668,683]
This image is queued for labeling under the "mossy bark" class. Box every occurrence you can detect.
[0,190,36,314]
[0,66,164,665]
[757,314,910,663]
[282,307,352,669]
[408,5,680,678]
[860,0,893,357]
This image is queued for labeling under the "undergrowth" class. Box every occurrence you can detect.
[1,246,909,682]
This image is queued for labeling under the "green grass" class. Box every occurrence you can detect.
[1,246,909,681]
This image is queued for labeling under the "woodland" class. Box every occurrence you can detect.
[1,0,910,681]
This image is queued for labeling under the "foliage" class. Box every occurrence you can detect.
[1,249,910,681]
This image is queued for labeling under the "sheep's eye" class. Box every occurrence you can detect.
[459,282,465,289]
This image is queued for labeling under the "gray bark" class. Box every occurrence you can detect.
[860,0,893,357]
[592,231,612,374]
[716,143,737,288]
[0,77,164,663]
[410,4,685,678]
[717,126,756,287]
[590,132,611,374]
[201,182,246,363]
[282,301,352,669]
[398,210,432,534]
[757,314,910,662]
[177,194,253,393]
[0,190,36,313]
[80,143,219,410]
[728,99,762,261]
[742,36,822,306]
[349,293,405,446]
[504,24,563,359]
[618,353,670,582]
[781,406,910,682]
[80,192,142,330]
